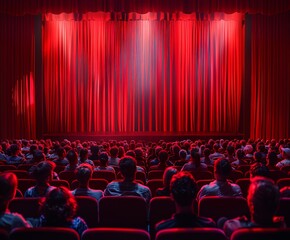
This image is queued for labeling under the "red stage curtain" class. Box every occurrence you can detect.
[250,12,290,140]
[0,14,36,139]
[1,0,290,16]
[43,12,244,134]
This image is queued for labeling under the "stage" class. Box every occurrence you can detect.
[42,132,245,142]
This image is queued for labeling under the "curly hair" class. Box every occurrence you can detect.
[40,186,77,226]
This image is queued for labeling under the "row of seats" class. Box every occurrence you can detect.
[8,196,290,230]
[2,226,290,240]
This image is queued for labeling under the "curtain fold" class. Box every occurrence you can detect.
[43,12,244,134]
[250,12,290,140]
[0,14,36,139]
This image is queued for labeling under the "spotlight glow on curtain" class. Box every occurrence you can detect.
[43,12,244,134]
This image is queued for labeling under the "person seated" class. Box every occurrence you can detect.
[181,149,207,172]
[27,186,88,236]
[6,144,25,166]
[78,148,94,167]
[88,145,100,161]
[220,177,285,238]
[276,147,290,169]
[104,156,151,203]
[64,149,79,172]
[155,171,216,232]
[209,143,225,161]
[125,150,146,173]
[249,162,270,179]
[231,149,248,168]
[108,146,120,167]
[225,145,237,163]
[200,148,214,166]
[266,151,279,170]
[71,163,103,201]
[150,150,172,171]
[174,149,188,166]
[196,158,242,201]
[156,167,178,196]
[94,152,115,172]
[24,161,56,197]
[53,147,69,166]
[0,172,31,232]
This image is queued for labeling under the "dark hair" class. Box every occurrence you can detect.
[125,150,136,159]
[190,150,201,168]
[250,162,270,178]
[0,172,17,213]
[29,161,55,183]
[66,150,78,165]
[33,150,46,163]
[40,186,77,226]
[163,167,178,187]
[267,152,278,166]
[99,152,109,166]
[79,148,88,162]
[119,156,136,181]
[170,171,197,206]
[75,163,92,184]
[214,158,232,177]
[158,150,168,163]
[110,146,119,157]
[248,177,280,224]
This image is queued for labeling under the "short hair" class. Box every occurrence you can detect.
[250,162,270,178]
[40,186,77,226]
[170,171,197,206]
[0,172,17,212]
[66,150,78,164]
[236,149,245,159]
[247,177,280,223]
[214,158,232,177]
[179,149,187,159]
[33,150,46,163]
[110,146,119,157]
[29,161,55,182]
[75,163,93,184]
[99,152,109,165]
[119,156,136,180]
[162,167,178,187]
[158,150,168,163]
[9,144,19,155]
[125,150,136,159]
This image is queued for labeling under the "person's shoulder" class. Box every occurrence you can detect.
[155,218,175,232]
[196,215,216,227]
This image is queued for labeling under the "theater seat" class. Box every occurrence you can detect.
[9,227,80,240]
[82,228,150,240]
[230,227,290,240]
[198,196,250,222]
[155,228,227,240]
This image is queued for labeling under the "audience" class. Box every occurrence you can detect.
[155,171,216,232]
[181,149,207,172]
[276,147,290,169]
[221,177,285,238]
[156,167,178,196]
[0,172,31,232]
[104,156,151,203]
[27,186,88,236]
[94,152,115,172]
[24,161,56,197]
[196,158,242,201]
[71,163,103,201]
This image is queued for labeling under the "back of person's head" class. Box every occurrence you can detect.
[172,144,181,155]
[236,149,245,159]
[213,143,220,152]
[247,177,280,224]
[66,149,78,165]
[40,186,77,226]
[33,150,46,163]
[134,148,144,159]
[227,145,235,155]
[170,171,197,207]
[99,152,109,166]
[110,146,119,157]
[267,151,278,166]
[244,144,253,154]
[163,167,178,187]
[0,172,17,213]
[214,158,232,179]
[57,147,66,158]
[158,150,168,163]
[254,151,263,163]
[119,156,136,181]
[125,150,136,159]
[250,162,270,178]
[29,161,55,183]
[9,144,19,155]
[90,145,99,155]
[179,149,187,159]
[203,148,211,157]
[190,151,201,168]
[75,163,92,185]
[79,148,88,159]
